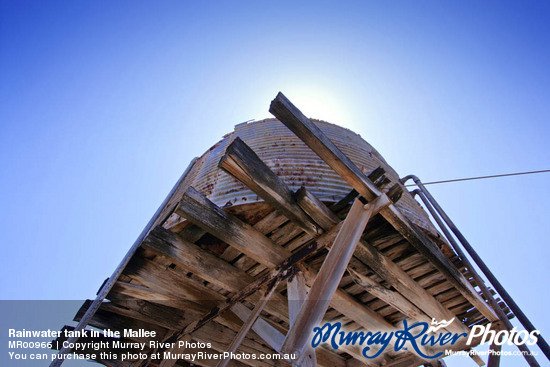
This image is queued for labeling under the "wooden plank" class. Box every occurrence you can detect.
[269,92,498,323]
[100,297,196,331]
[216,136,462,333]
[285,232,314,252]
[470,351,486,366]
[141,226,289,322]
[111,281,210,313]
[347,267,434,327]
[143,226,252,291]
[74,301,168,343]
[329,284,396,332]
[270,222,304,246]
[224,209,288,267]
[330,189,358,213]
[122,256,225,307]
[296,187,340,231]
[52,326,136,366]
[231,303,345,367]
[353,244,468,334]
[162,239,322,356]
[218,281,281,367]
[191,322,289,367]
[294,186,469,334]
[287,271,309,327]
[216,139,457,356]
[282,198,389,356]
[231,303,285,353]
[220,137,322,236]
[487,343,501,367]
[170,343,249,367]
[253,210,289,234]
[176,186,290,267]
[287,271,317,367]
[158,335,192,367]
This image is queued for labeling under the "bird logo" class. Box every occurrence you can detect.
[427,318,455,333]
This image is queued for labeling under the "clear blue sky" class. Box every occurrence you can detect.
[1,1,549,366]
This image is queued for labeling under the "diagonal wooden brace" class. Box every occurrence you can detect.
[288,270,317,367]
[281,195,391,356]
[270,91,498,323]
[217,278,282,367]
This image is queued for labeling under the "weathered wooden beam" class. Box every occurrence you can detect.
[121,256,225,308]
[231,303,345,367]
[52,326,136,366]
[217,137,468,336]
[161,240,321,357]
[270,93,384,200]
[141,226,289,321]
[158,335,192,367]
[296,187,340,231]
[231,303,285,353]
[143,226,252,291]
[287,271,317,367]
[287,271,309,327]
[155,222,376,364]
[218,281,281,367]
[192,322,289,367]
[176,186,290,268]
[487,343,501,367]
[297,186,469,335]
[168,342,250,367]
[348,246,469,335]
[99,297,196,331]
[74,301,168,343]
[282,197,390,356]
[297,270,396,364]
[347,267,434,327]
[470,350,486,366]
[111,281,211,313]
[159,180,411,363]
[220,137,322,236]
[269,91,498,323]
[216,137,445,360]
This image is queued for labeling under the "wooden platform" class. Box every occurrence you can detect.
[55,94,511,367]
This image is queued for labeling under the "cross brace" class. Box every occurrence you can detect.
[282,196,390,357]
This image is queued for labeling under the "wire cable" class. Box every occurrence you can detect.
[403,169,550,186]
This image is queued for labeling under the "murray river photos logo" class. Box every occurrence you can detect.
[311,318,540,360]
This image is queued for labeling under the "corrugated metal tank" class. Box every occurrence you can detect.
[177,118,437,235]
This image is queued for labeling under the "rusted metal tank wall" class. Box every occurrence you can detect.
[175,118,436,235]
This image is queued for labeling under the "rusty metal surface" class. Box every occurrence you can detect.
[178,118,437,236]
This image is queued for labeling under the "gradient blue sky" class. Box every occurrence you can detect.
[1,1,549,366]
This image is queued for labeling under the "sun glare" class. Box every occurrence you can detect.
[281,86,356,128]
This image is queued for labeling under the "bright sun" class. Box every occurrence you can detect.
[276,85,363,133]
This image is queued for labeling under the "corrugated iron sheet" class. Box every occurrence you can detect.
[187,118,437,235]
